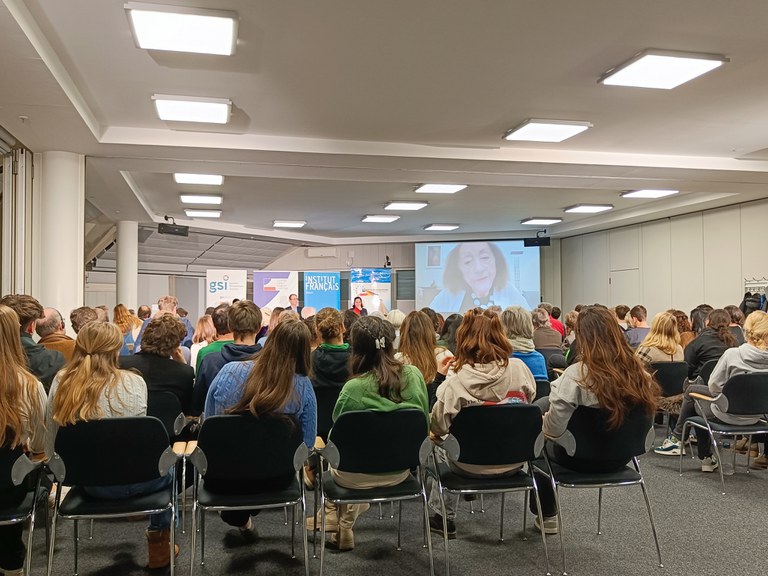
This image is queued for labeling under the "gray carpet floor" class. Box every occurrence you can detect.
[28,427,768,576]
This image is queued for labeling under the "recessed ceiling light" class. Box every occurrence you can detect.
[599,49,728,89]
[563,204,613,214]
[153,95,231,124]
[414,184,467,194]
[125,3,238,56]
[621,189,679,199]
[273,220,306,228]
[385,201,428,211]
[521,217,563,225]
[424,224,460,231]
[362,215,400,223]
[180,194,222,205]
[504,119,592,143]
[185,209,221,218]
[174,173,224,185]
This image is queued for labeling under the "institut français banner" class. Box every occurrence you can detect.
[252,271,299,309]
[350,268,392,313]
[206,269,248,307]
[304,272,341,310]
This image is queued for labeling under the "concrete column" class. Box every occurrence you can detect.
[116,220,139,310]
[37,151,85,327]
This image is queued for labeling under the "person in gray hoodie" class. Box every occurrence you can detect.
[427,308,536,538]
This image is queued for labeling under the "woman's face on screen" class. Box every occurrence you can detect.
[458,242,496,297]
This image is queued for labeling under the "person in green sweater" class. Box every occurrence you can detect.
[324,315,429,551]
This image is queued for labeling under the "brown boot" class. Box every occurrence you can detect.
[146,529,180,569]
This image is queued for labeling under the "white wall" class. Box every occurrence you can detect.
[560,198,768,316]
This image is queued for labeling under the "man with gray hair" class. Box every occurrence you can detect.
[36,307,75,361]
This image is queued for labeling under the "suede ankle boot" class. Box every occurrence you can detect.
[146,528,179,569]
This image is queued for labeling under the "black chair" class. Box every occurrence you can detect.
[46,417,179,576]
[680,373,768,493]
[534,406,662,575]
[650,361,688,433]
[187,414,310,576]
[318,409,434,576]
[698,359,718,385]
[0,444,45,576]
[429,404,549,576]
[534,379,551,402]
[314,387,342,442]
[536,348,564,381]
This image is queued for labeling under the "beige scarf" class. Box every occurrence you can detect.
[508,336,535,353]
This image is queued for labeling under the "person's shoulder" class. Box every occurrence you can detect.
[402,363,426,383]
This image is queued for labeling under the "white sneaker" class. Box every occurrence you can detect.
[534,515,559,535]
[654,436,684,456]
[701,456,719,473]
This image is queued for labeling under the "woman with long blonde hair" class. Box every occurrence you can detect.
[0,305,47,576]
[45,321,176,569]
[636,312,684,364]
[113,303,142,355]
[189,314,216,373]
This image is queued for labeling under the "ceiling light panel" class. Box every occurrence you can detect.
[621,189,679,199]
[424,224,460,231]
[563,204,613,214]
[174,173,224,185]
[362,215,400,223]
[185,209,221,218]
[415,184,467,194]
[599,50,728,89]
[153,95,231,124]
[273,220,307,228]
[521,217,563,225]
[504,119,592,142]
[385,201,428,211]
[180,194,222,205]
[126,3,238,55]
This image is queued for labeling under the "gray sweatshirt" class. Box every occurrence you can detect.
[708,344,768,425]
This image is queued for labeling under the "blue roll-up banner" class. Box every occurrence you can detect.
[303,271,341,310]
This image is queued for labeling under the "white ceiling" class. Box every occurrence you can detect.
[4,0,768,266]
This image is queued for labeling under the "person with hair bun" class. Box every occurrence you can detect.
[322,316,428,551]
[427,308,536,537]
[0,305,47,576]
[45,322,177,569]
[311,308,351,389]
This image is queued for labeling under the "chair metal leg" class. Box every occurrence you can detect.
[397,501,403,550]
[551,478,567,576]
[73,520,79,576]
[312,481,319,558]
[638,479,663,568]
[597,488,603,535]
[378,502,384,519]
[521,491,528,540]
[499,492,505,542]
[439,489,450,576]
[200,508,206,565]
[480,494,485,513]
[291,505,296,559]
[284,506,289,526]
[709,430,727,494]
[530,479,551,576]
[469,498,474,514]
[390,501,395,519]
[189,501,197,576]
[420,480,436,576]
[25,500,37,576]
[88,519,94,540]
[319,492,327,576]
[181,459,187,534]
[170,502,176,576]
[301,493,310,576]
[47,486,61,576]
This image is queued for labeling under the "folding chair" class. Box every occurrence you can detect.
[680,372,768,494]
[534,406,662,575]
[428,404,550,576]
[650,361,688,434]
[187,414,310,576]
[0,444,45,576]
[318,409,434,576]
[46,417,179,576]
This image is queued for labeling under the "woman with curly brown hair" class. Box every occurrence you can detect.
[531,306,659,534]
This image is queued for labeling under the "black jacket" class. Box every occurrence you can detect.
[192,343,261,415]
[684,328,734,379]
[21,332,65,392]
[120,352,195,414]
[311,345,351,389]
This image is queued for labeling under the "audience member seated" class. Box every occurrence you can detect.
[427,307,535,537]
[120,314,195,414]
[396,311,453,408]
[203,319,316,536]
[190,314,216,373]
[45,322,177,569]
[0,305,47,576]
[624,305,651,349]
[500,306,548,382]
[656,311,768,471]
[0,294,65,392]
[256,306,283,348]
[724,304,746,345]
[690,305,712,335]
[386,309,406,350]
[436,313,462,354]
[311,308,351,390]
[342,309,360,344]
[656,308,739,458]
[134,295,194,352]
[635,312,684,364]
[532,307,563,350]
[530,306,659,534]
[94,305,109,323]
[540,302,564,337]
[310,316,428,551]
[137,305,152,321]
[563,310,578,349]
[70,306,97,334]
[196,304,233,372]
[113,303,142,356]
[194,301,262,417]
[36,307,75,361]
[668,309,696,349]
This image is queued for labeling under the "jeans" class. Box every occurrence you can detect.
[672,384,718,459]
[84,475,173,530]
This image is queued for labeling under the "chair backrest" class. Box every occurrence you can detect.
[448,404,543,465]
[328,409,428,474]
[551,405,653,470]
[314,387,342,441]
[718,372,768,415]
[0,442,24,491]
[195,414,304,481]
[147,390,186,438]
[51,417,172,487]
[698,359,718,384]
[650,361,688,397]
[534,379,551,401]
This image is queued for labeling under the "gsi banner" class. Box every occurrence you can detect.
[206,269,248,307]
